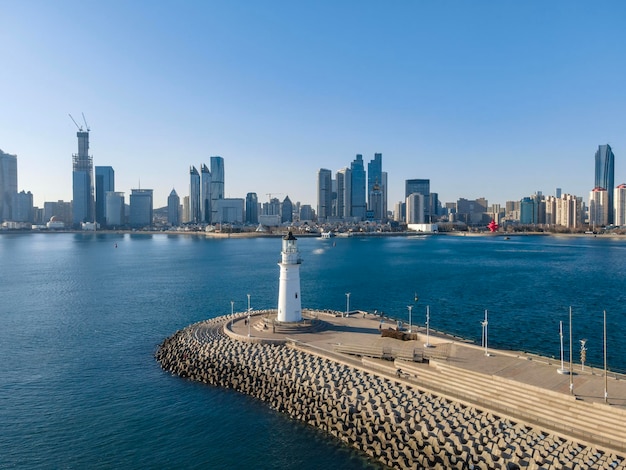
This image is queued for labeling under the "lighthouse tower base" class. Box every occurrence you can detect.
[277,263,302,322]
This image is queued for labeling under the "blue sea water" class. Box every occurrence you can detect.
[1,232,625,468]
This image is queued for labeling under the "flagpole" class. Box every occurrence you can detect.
[569,306,573,394]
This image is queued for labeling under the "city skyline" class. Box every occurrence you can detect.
[2,2,626,208]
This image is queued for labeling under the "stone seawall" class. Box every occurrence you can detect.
[156,316,626,470]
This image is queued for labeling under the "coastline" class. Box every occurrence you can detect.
[156,310,626,469]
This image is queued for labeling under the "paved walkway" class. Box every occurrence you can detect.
[230,310,626,409]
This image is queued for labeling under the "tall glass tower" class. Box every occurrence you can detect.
[405,179,430,223]
[595,144,615,225]
[201,163,212,223]
[189,166,201,223]
[350,154,366,220]
[367,153,382,208]
[210,156,224,223]
[72,130,94,226]
[95,166,114,226]
[0,149,17,222]
[317,168,332,221]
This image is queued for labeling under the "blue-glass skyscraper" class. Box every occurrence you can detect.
[350,154,366,220]
[201,163,211,223]
[210,156,224,223]
[0,149,17,222]
[189,166,201,223]
[95,166,114,226]
[595,144,615,225]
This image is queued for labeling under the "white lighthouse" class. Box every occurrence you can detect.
[277,231,302,323]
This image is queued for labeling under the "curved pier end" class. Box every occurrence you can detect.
[156,310,626,469]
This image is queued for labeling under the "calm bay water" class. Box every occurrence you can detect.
[1,232,625,468]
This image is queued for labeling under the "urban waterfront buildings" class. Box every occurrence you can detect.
[405,179,430,223]
[189,166,201,224]
[595,144,615,225]
[615,184,626,227]
[350,155,366,220]
[0,149,17,222]
[95,166,114,226]
[201,164,211,223]
[72,129,94,226]
[317,168,332,221]
[129,189,153,227]
[210,156,225,223]
[167,189,180,226]
[105,192,125,227]
[589,187,609,228]
[245,192,259,225]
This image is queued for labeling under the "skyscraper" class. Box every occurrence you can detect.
[367,153,382,206]
[95,166,114,226]
[105,192,125,227]
[595,144,615,225]
[129,189,153,227]
[201,163,211,223]
[336,167,352,220]
[589,187,609,228]
[210,156,224,223]
[72,130,94,226]
[405,179,430,222]
[350,154,366,220]
[189,166,201,223]
[168,189,180,226]
[245,192,259,224]
[615,184,626,227]
[0,149,17,222]
[317,168,332,221]
[281,195,293,223]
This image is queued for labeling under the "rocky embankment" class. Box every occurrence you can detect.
[156,316,626,470]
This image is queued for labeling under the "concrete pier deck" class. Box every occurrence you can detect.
[227,309,626,452]
[159,309,626,468]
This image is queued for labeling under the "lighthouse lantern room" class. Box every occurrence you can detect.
[277,231,302,323]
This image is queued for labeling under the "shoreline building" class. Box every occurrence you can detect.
[189,166,201,224]
[595,144,615,225]
[167,189,180,226]
[350,155,366,220]
[367,153,387,221]
[589,187,609,228]
[277,231,302,323]
[105,192,125,227]
[72,129,94,226]
[201,164,211,223]
[405,179,430,223]
[245,192,259,225]
[95,166,114,227]
[317,168,332,221]
[129,189,153,228]
[615,184,626,226]
[210,156,224,223]
[336,167,352,220]
[0,149,17,222]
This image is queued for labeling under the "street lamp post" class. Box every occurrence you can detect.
[407,305,413,333]
[247,293,251,337]
[424,305,432,348]
[231,300,234,328]
[345,292,350,318]
[557,320,568,374]
[481,309,490,357]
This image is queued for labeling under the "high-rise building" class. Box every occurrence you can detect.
[317,168,332,221]
[15,190,33,223]
[299,204,314,221]
[336,168,352,220]
[405,179,430,222]
[129,189,153,227]
[95,166,114,226]
[105,192,125,227]
[281,195,293,223]
[595,144,615,225]
[210,156,224,223]
[201,164,211,223]
[406,193,425,224]
[167,189,180,226]
[368,153,382,206]
[72,130,94,226]
[0,149,17,222]
[615,184,626,226]
[245,192,259,224]
[369,183,384,221]
[189,166,201,224]
[589,187,609,228]
[350,155,366,220]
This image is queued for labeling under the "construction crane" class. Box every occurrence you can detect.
[266,193,284,202]
[82,113,90,132]
[68,113,83,131]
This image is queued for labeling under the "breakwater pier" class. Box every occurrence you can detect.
[156,310,626,469]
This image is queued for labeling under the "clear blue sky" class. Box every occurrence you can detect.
[1,1,625,209]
